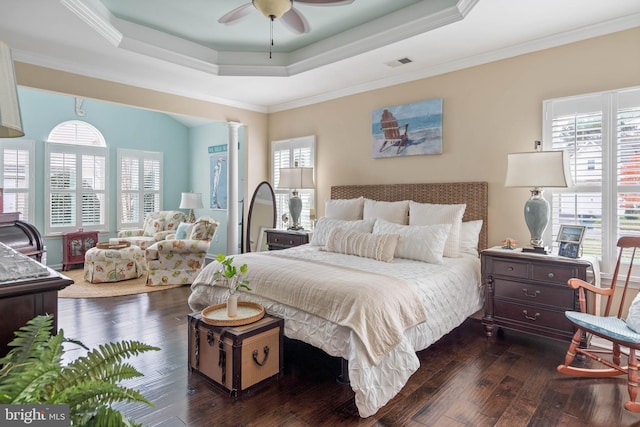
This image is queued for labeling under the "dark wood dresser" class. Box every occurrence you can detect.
[0,243,72,356]
[481,248,593,343]
[265,229,309,250]
[0,212,45,262]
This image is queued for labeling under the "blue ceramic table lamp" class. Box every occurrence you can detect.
[505,141,570,254]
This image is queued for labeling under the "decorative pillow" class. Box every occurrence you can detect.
[373,218,451,264]
[324,227,399,263]
[325,197,364,220]
[190,220,215,241]
[143,218,165,237]
[626,292,640,333]
[460,220,483,256]
[363,199,409,224]
[310,217,376,246]
[409,201,466,258]
[175,222,194,240]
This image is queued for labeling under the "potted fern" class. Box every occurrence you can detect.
[212,253,251,317]
[0,315,159,426]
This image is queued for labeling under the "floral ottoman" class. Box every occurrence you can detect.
[84,245,146,283]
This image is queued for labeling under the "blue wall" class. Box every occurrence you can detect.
[16,87,227,267]
[189,123,245,255]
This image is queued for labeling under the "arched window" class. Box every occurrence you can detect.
[45,121,108,234]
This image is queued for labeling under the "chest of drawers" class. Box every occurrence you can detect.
[265,229,309,250]
[481,248,592,342]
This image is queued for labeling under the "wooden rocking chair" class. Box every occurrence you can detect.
[557,236,640,413]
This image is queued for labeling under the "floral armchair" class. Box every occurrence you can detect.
[117,210,187,250]
[145,217,219,286]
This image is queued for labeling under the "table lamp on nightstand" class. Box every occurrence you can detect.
[504,141,570,254]
[278,161,314,231]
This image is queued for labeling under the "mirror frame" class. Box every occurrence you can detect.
[245,181,277,252]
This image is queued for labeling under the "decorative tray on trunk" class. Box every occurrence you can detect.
[201,301,265,326]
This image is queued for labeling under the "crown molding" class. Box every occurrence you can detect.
[61,0,477,77]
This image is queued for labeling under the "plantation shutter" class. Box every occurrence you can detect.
[544,87,640,271]
[118,149,162,230]
[272,136,315,229]
[46,121,108,235]
[1,140,33,222]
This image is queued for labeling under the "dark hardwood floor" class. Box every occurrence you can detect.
[57,287,640,426]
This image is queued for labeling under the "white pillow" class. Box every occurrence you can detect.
[626,292,640,333]
[373,218,451,264]
[325,197,364,220]
[324,227,399,263]
[363,199,409,224]
[460,220,483,256]
[409,201,466,258]
[310,217,376,246]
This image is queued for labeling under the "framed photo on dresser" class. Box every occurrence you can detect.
[557,225,586,258]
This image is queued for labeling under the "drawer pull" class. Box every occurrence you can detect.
[253,346,270,367]
[522,310,540,321]
[548,272,555,278]
[506,267,514,271]
[522,288,541,298]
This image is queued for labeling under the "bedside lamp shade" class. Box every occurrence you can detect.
[505,146,569,253]
[179,192,203,223]
[278,163,314,230]
[0,41,24,138]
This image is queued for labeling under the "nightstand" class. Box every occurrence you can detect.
[265,229,309,250]
[62,230,99,271]
[481,248,593,343]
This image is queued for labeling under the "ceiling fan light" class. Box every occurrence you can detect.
[253,0,292,19]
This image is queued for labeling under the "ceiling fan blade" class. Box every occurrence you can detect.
[295,0,355,5]
[281,8,309,34]
[218,3,255,24]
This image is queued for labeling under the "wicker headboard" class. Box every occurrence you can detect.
[331,182,489,250]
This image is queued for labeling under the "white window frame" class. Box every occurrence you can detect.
[0,139,35,222]
[543,86,640,274]
[117,149,163,230]
[271,135,316,230]
[45,121,109,236]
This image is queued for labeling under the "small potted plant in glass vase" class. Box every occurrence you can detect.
[213,253,251,317]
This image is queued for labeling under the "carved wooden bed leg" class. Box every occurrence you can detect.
[337,358,350,384]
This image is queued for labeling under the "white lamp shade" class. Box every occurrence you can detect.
[179,192,204,209]
[504,151,570,188]
[0,41,24,138]
[278,167,315,190]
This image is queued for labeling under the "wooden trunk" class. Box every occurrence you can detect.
[188,313,283,399]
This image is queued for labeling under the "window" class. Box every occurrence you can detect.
[117,149,163,230]
[543,87,640,273]
[0,140,34,222]
[271,136,315,229]
[45,121,108,235]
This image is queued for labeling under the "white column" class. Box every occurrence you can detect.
[226,122,242,254]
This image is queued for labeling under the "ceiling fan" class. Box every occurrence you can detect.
[218,0,355,35]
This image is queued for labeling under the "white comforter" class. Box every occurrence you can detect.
[188,245,483,418]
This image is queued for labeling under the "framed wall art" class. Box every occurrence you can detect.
[372,98,443,159]
[209,144,228,210]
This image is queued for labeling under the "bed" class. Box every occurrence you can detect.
[188,182,488,417]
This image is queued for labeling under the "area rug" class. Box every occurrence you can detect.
[58,268,185,298]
